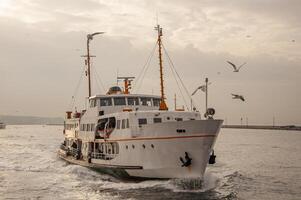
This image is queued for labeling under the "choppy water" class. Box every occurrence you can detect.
[0,125,300,200]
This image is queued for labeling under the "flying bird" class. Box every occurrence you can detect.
[231,94,245,102]
[191,83,211,96]
[227,61,247,72]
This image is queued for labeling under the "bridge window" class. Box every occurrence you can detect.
[114,97,126,106]
[140,97,152,106]
[138,118,147,126]
[154,118,162,123]
[128,97,139,106]
[121,119,126,129]
[90,99,96,107]
[153,98,160,107]
[126,119,129,128]
[100,98,112,106]
[116,120,120,129]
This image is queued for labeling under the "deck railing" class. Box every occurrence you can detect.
[91,152,117,160]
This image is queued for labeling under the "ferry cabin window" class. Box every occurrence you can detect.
[114,97,126,106]
[100,98,112,106]
[116,120,121,129]
[140,97,152,106]
[154,118,162,123]
[121,119,126,129]
[138,118,147,125]
[87,124,90,131]
[126,119,129,128]
[127,97,139,106]
[153,98,160,107]
[90,99,96,108]
[175,118,183,121]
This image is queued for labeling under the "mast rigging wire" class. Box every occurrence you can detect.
[91,60,106,93]
[162,43,197,110]
[132,41,158,93]
[68,66,86,110]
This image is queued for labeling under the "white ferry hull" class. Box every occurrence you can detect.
[59,119,222,179]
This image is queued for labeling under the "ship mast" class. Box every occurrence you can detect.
[155,24,168,110]
[85,32,104,97]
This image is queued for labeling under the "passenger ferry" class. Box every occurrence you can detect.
[58,25,223,179]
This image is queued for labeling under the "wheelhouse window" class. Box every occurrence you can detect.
[127,97,139,106]
[121,119,126,129]
[116,120,121,129]
[90,99,96,107]
[114,97,126,106]
[126,119,129,128]
[138,118,147,125]
[153,98,160,107]
[99,98,112,106]
[154,118,162,123]
[140,97,152,106]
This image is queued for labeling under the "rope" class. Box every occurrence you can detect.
[68,65,86,110]
[162,43,196,110]
[132,41,157,93]
[92,61,106,93]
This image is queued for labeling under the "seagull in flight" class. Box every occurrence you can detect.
[227,61,247,72]
[231,94,245,102]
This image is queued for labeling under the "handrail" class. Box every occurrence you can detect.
[91,152,117,160]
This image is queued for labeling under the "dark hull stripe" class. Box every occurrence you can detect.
[58,151,142,170]
[100,134,216,142]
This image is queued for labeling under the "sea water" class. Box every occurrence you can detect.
[0,125,300,200]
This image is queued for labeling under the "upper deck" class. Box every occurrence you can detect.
[87,93,162,116]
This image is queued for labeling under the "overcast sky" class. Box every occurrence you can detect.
[0,0,300,125]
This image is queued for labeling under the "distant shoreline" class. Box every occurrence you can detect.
[222,125,301,131]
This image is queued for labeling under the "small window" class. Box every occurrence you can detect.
[100,98,112,106]
[90,99,96,108]
[153,98,160,107]
[87,124,90,131]
[99,111,104,116]
[91,124,95,131]
[154,118,162,123]
[140,97,152,106]
[175,118,183,121]
[126,119,129,128]
[138,118,147,125]
[121,119,126,129]
[128,97,139,106]
[114,97,126,106]
[117,120,121,129]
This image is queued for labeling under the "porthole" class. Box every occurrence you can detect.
[142,144,146,149]
[151,144,154,148]
[132,144,135,149]
[167,117,170,120]
[126,145,128,149]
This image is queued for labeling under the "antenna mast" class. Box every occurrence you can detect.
[155,24,168,110]
[85,32,104,97]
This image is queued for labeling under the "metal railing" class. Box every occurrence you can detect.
[91,152,117,160]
